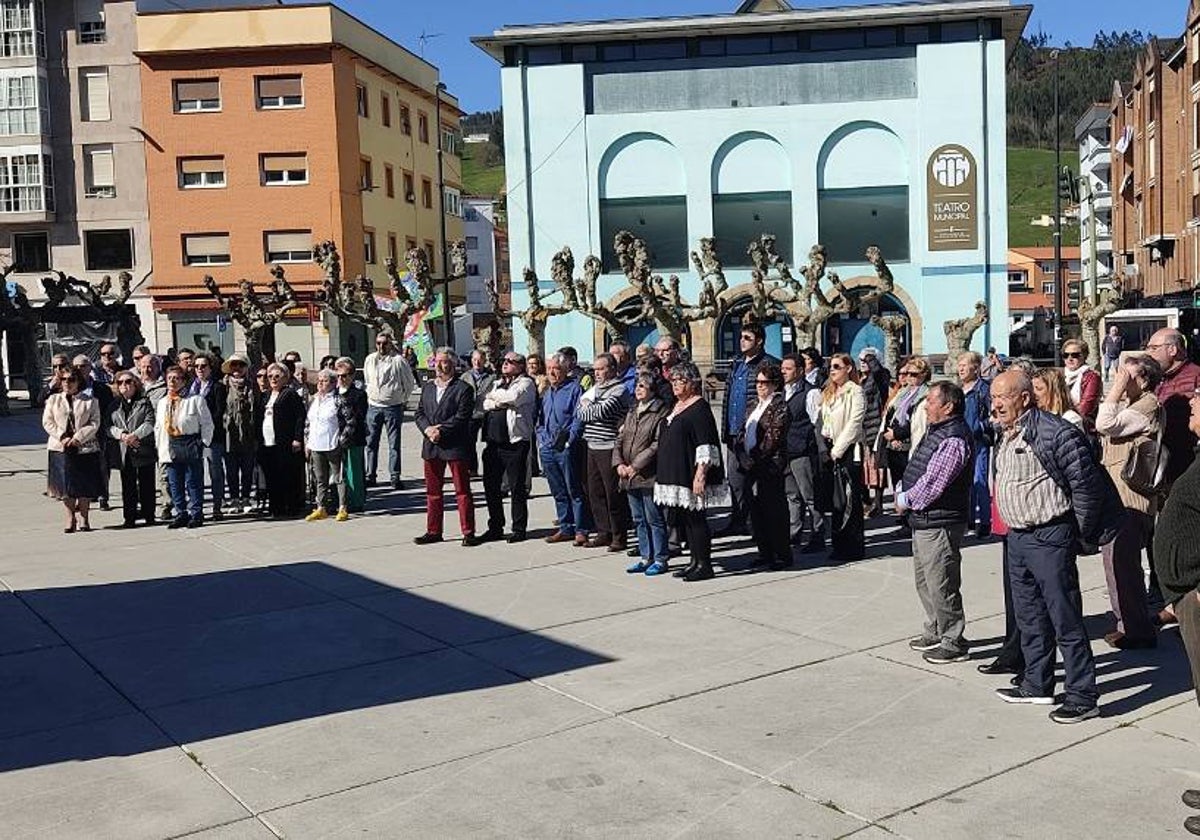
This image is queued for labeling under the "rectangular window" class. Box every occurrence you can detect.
[76,0,104,44]
[384,164,394,198]
[865,27,898,48]
[387,233,397,264]
[441,127,459,156]
[183,233,230,266]
[817,186,910,263]
[381,93,391,127]
[634,40,685,60]
[421,177,432,208]
[467,263,480,276]
[363,229,376,264]
[443,186,460,217]
[84,229,132,270]
[1042,281,1056,295]
[264,230,312,263]
[810,29,864,51]
[599,196,688,270]
[0,73,43,135]
[1008,271,1027,289]
[424,240,436,273]
[359,157,373,191]
[355,83,368,118]
[399,104,411,135]
[712,192,793,268]
[174,79,220,113]
[260,153,307,185]
[418,112,429,144]
[465,235,479,250]
[1,0,41,58]
[179,156,225,189]
[403,171,414,202]
[83,143,114,198]
[11,230,48,271]
[80,68,109,121]
[256,75,302,109]
[405,237,417,254]
[0,151,52,213]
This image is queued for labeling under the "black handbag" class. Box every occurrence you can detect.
[169,432,204,463]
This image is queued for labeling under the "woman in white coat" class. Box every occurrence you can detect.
[819,352,866,562]
[155,365,213,529]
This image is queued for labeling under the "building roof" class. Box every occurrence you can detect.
[1073,103,1110,142]
[473,0,1033,62]
[1008,246,1082,260]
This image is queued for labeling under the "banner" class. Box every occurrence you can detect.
[373,266,442,368]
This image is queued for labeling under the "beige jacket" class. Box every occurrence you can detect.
[43,393,101,453]
[1097,392,1160,515]
[820,380,865,460]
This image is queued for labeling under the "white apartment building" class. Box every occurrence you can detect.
[1075,103,1114,295]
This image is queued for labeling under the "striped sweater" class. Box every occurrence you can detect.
[574,380,630,450]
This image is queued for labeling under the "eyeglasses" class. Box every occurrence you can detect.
[755,378,773,384]
[830,363,846,370]
[99,351,115,357]
[503,358,519,364]
[1063,352,1083,359]
[116,379,136,387]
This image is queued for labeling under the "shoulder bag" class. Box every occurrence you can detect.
[1121,407,1168,497]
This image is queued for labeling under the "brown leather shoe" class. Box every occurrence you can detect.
[1106,631,1157,650]
[607,541,628,553]
[586,534,612,548]
[573,534,589,547]
[544,531,573,544]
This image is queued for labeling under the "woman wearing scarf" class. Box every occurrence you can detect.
[735,362,792,570]
[876,356,932,512]
[43,369,103,532]
[154,365,214,529]
[818,353,866,562]
[221,354,259,515]
[108,372,157,528]
[1062,338,1102,428]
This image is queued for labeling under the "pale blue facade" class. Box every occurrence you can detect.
[483,3,1024,362]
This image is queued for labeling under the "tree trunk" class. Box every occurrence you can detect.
[526,321,546,359]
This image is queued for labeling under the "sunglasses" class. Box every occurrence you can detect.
[755,378,773,384]
[99,351,115,357]
[1063,352,1083,359]
[195,363,209,368]
[830,363,846,370]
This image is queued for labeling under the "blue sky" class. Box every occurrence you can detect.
[328,1,1190,112]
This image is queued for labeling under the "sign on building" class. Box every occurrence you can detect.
[927,144,979,252]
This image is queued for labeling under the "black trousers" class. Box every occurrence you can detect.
[483,439,531,535]
[260,445,306,516]
[994,541,1026,667]
[585,445,627,541]
[726,443,748,531]
[120,460,156,524]
[670,508,712,571]
[749,467,791,565]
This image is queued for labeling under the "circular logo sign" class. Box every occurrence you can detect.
[932,150,972,188]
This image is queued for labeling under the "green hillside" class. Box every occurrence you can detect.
[461,141,506,197]
[1007,147,1081,249]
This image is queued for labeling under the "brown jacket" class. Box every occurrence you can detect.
[1097,391,1160,515]
[43,392,101,454]
[612,397,668,491]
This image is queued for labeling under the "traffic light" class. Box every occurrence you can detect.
[1058,167,1079,203]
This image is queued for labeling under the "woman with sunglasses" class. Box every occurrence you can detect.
[43,369,103,532]
[108,372,157,527]
[258,362,307,518]
[819,352,866,562]
[876,357,932,521]
[1062,339,1102,427]
[734,362,792,570]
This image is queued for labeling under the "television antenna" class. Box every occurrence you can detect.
[418,31,443,57]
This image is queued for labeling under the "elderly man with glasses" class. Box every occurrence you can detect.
[479,352,537,543]
[95,343,123,385]
[363,331,417,489]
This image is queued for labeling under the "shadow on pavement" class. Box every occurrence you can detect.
[0,562,612,773]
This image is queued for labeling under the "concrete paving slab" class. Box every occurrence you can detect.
[466,602,850,713]
[263,717,871,839]
[152,648,607,811]
[882,723,1200,838]
[0,645,133,740]
[1132,698,1200,746]
[76,600,443,709]
[0,713,248,838]
[0,590,61,655]
[629,651,1114,821]
[352,565,664,646]
[19,565,333,644]
[172,818,280,839]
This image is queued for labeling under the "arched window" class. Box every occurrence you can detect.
[711,133,792,268]
[598,134,687,271]
[817,123,909,263]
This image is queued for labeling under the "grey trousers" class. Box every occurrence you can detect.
[785,454,824,541]
[912,524,967,650]
[310,449,347,510]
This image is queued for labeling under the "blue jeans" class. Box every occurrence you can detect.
[165,459,204,521]
[366,403,404,482]
[205,441,225,510]
[969,447,990,530]
[541,443,586,536]
[627,487,668,563]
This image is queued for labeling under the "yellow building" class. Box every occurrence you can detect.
[136,3,463,361]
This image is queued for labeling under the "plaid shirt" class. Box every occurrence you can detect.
[897,436,970,512]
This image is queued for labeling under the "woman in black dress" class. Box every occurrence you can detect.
[653,362,730,582]
[43,369,104,532]
[735,363,792,570]
[259,362,307,518]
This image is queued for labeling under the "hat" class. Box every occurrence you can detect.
[221,353,249,374]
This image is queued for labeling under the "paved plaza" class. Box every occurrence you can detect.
[1,408,1198,839]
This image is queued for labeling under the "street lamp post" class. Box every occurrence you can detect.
[1052,48,1063,366]
[434,81,452,345]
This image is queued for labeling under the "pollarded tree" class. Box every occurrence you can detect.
[612,230,729,343]
[1077,278,1131,368]
[204,266,299,368]
[943,302,989,376]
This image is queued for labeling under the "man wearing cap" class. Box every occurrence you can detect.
[220,353,259,514]
[363,331,416,489]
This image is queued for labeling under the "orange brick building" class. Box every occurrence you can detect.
[136,4,463,362]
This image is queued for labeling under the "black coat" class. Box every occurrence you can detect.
[414,377,474,462]
[339,384,368,448]
[260,388,306,449]
[196,379,229,449]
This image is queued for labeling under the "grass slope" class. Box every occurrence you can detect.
[1007,147,1081,249]
[461,142,506,198]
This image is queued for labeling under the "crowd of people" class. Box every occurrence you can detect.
[35,328,1200,737]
